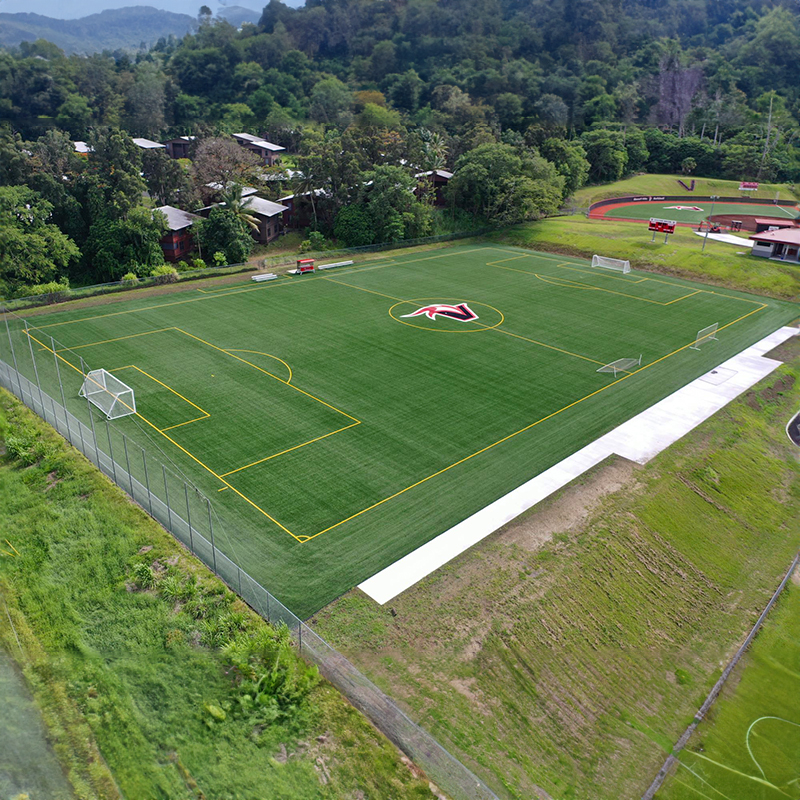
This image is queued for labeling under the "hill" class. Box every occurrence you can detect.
[217,5,262,26]
[0,6,196,53]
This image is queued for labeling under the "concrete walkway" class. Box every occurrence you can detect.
[359,326,799,605]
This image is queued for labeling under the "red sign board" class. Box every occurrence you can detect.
[296,258,315,273]
[739,181,759,191]
[648,217,677,234]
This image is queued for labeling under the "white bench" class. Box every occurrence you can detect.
[252,273,278,282]
[317,260,354,270]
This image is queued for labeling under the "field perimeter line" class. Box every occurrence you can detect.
[358,325,797,605]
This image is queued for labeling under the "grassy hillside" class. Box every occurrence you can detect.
[573,175,798,207]
[494,217,800,300]
[657,568,800,800]
[0,389,434,800]
[313,339,800,800]
[0,7,196,54]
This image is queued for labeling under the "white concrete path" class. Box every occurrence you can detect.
[692,230,754,247]
[359,326,799,605]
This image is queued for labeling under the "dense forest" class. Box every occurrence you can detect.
[1,0,799,295]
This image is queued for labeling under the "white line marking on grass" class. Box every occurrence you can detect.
[358,326,799,605]
[746,716,800,780]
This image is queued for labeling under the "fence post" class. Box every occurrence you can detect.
[24,320,46,417]
[80,357,102,469]
[105,420,118,485]
[51,336,74,446]
[123,434,134,498]
[206,497,217,575]
[184,483,194,552]
[163,465,173,531]
[4,313,25,401]
[142,447,153,516]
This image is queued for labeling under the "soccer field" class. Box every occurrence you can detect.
[7,245,798,616]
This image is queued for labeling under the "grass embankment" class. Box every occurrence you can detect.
[0,390,434,800]
[312,341,800,800]
[572,174,797,206]
[657,568,800,800]
[494,216,800,300]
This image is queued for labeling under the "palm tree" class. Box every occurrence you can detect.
[218,182,259,234]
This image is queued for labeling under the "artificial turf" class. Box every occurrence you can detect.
[4,244,798,616]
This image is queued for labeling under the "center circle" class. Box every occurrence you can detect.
[389,298,504,333]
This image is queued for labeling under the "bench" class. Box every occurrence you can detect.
[251,273,278,282]
[317,260,354,270]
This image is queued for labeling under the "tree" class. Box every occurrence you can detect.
[580,130,628,182]
[356,166,431,243]
[142,149,195,208]
[194,207,253,265]
[192,137,260,201]
[0,186,80,292]
[56,94,93,138]
[539,138,590,197]
[84,127,146,219]
[334,205,373,246]
[309,77,351,126]
[220,184,260,234]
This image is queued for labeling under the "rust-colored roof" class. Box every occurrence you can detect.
[750,227,800,245]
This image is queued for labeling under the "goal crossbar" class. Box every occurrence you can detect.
[592,254,631,274]
[690,322,719,350]
[79,369,136,419]
[597,355,642,377]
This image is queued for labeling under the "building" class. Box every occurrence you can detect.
[132,137,167,151]
[156,206,202,262]
[415,169,453,206]
[232,133,285,166]
[163,136,197,159]
[242,196,289,244]
[278,189,326,229]
[73,141,91,156]
[749,227,800,263]
[753,217,797,234]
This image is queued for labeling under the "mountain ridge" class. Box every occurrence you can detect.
[0,6,197,53]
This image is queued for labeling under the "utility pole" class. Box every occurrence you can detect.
[702,195,719,253]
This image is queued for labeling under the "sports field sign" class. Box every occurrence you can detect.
[648,218,677,234]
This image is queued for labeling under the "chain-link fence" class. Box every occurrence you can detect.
[0,306,498,800]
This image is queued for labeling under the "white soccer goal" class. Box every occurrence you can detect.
[597,355,642,377]
[79,369,136,419]
[690,322,719,351]
[592,254,631,274]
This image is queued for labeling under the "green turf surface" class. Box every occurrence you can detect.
[657,577,800,800]
[4,245,797,616]
[598,199,800,224]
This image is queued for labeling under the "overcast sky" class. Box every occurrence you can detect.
[0,0,271,18]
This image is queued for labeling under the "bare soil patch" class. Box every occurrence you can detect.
[764,332,800,363]
[498,458,639,551]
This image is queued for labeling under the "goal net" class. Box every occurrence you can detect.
[690,322,719,351]
[592,255,631,274]
[597,355,642,377]
[79,369,136,419]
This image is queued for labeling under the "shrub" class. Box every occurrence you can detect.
[15,280,70,303]
[132,562,155,589]
[121,272,139,286]
[175,260,190,272]
[213,251,227,267]
[192,258,207,270]
[149,264,178,284]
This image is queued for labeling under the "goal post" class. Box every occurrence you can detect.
[690,323,719,351]
[79,369,136,419]
[592,254,631,274]
[597,355,642,377]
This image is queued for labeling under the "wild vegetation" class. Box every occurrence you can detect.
[2,0,800,296]
[0,389,434,800]
[312,346,800,799]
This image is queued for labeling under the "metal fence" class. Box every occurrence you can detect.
[0,306,498,800]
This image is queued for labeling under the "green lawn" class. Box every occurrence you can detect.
[495,218,800,300]
[657,576,800,800]
[573,174,798,207]
[4,244,797,616]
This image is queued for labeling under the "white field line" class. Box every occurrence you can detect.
[359,326,799,605]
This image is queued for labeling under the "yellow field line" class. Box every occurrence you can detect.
[56,327,176,351]
[32,247,492,331]
[25,330,302,540]
[115,365,209,417]
[161,416,211,432]
[220,420,361,477]
[302,301,766,542]
[174,328,360,424]
[224,349,293,383]
[665,289,703,305]
[486,325,608,367]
